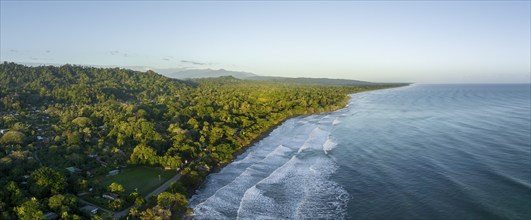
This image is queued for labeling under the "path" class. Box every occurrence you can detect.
[112,173,181,219]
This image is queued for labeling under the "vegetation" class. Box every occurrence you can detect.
[99,167,175,196]
[0,62,403,219]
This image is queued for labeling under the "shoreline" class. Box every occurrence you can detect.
[185,85,406,217]
[210,113,305,175]
[204,86,406,176]
[188,95,351,193]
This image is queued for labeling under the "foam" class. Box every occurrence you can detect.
[323,137,338,155]
[191,112,350,219]
[333,117,342,125]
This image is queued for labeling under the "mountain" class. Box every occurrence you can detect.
[161,68,258,79]
[247,76,373,86]
[11,62,375,86]
[159,68,374,86]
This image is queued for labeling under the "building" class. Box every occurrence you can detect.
[44,212,58,220]
[0,128,8,134]
[102,193,119,201]
[80,205,98,216]
[107,169,119,176]
[65,167,81,173]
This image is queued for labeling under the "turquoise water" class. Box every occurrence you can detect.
[189,84,531,219]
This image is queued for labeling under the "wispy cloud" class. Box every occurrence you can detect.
[162,56,174,61]
[30,57,53,61]
[45,50,51,53]
[181,60,206,65]
[9,49,18,53]
[109,50,130,58]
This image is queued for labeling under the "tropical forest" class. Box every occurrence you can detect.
[0,62,399,219]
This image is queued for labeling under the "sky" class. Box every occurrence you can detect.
[1,1,530,83]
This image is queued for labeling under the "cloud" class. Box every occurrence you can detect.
[9,49,18,53]
[109,50,130,58]
[181,60,206,65]
[162,56,174,61]
[45,50,51,53]
[30,57,53,61]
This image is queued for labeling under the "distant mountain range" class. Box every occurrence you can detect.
[13,62,376,86]
[157,68,374,86]
[161,68,257,80]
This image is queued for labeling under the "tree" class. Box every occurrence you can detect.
[66,131,82,145]
[0,131,26,145]
[157,192,188,211]
[2,181,23,206]
[129,144,158,165]
[109,198,124,211]
[168,181,187,195]
[128,191,146,206]
[14,198,44,220]
[11,122,28,133]
[159,155,182,170]
[128,208,140,219]
[48,194,77,213]
[72,117,92,127]
[140,205,171,220]
[29,167,66,198]
[108,182,124,194]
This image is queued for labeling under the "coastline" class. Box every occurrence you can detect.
[201,96,352,177]
[185,85,407,217]
[207,85,408,175]
[184,108,346,217]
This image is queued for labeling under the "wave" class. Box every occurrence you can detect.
[190,112,349,219]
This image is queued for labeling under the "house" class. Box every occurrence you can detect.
[65,167,81,173]
[37,136,44,141]
[102,193,119,201]
[80,205,98,216]
[107,169,119,176]
[44,212,58,220]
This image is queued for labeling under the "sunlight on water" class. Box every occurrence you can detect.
[190,84,531,220]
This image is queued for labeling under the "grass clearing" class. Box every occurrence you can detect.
[99,167,176,196]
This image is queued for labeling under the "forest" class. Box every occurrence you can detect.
[0,62,402,219]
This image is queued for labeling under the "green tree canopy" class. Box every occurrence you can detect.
[14,198,44,220]
[0,130,26,144]
[72,117,92,127]
[129,144,158,165]
[47,194,77,213]
[108,182,125,194]
[29,167,66,198]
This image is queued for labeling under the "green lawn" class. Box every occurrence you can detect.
[99,167,176,196]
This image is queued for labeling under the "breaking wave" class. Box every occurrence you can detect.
[189,112,348,219]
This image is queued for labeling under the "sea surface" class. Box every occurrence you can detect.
[189,84,531,219]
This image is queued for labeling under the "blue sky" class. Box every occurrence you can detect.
[1,1,529,83]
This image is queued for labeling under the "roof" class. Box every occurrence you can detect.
[44,212,58,220]
[65,167,81,173]
[80,205,98,214]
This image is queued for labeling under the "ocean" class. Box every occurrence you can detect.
[189,84,531,219]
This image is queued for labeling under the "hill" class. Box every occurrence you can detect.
[161,68,374,86]
[161,68,257,79]
[0,62,403,219]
